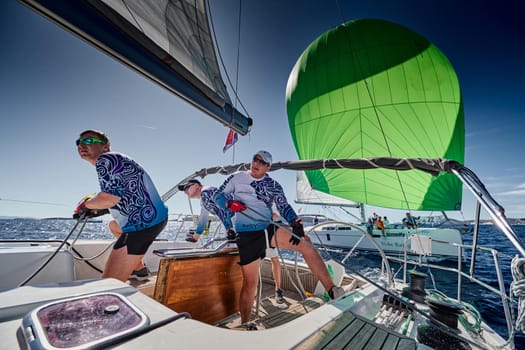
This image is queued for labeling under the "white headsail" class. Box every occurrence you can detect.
[295,171,360,207]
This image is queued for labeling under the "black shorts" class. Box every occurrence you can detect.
[113,219,167,255]
[237,224,276,266]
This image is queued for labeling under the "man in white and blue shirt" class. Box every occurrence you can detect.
[216,150,344,328]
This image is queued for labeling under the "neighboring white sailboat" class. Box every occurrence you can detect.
[295,171,463,261]
[416,213,473,233]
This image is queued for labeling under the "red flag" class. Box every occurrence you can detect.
[223,129,238,153]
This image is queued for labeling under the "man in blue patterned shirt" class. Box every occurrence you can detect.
[74,129,168,282]
[218,150,344,328]
[178,179,236,242]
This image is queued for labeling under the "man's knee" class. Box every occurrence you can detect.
[242,279,259,297]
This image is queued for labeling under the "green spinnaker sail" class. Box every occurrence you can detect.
[286,19,464,211]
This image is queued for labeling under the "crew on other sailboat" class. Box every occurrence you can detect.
[370,212,379,225]
[216,150,345,329]
[375,216,385,236]
[403,212,418,229]
[74,129,168,282]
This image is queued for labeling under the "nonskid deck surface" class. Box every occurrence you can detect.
[129,272,316,330]
[128,269,414,350]
[296,311,416,349]
[190,278,416,349]
[215,280,320,330]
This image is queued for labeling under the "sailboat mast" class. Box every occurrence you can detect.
[360,204,366,223]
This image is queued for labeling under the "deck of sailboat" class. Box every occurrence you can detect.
[0,236,515,349]
[128,266,323,330]
[129,272,416,349]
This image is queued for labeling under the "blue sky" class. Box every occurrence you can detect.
[1,1,523,222]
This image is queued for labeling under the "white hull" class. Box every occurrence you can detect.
[0,239,196,289]
[307,224,463,261]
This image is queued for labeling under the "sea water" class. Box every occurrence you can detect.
[0,217,194,241]
[1,218,524,347]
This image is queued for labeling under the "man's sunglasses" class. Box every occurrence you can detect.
[252,156,269,166]
[76,137,107,146]
[183,183,195,191]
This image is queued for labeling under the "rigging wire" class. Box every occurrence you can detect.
[234,0,242,108]
[334,0,346,24]
[0,197,69,207]
[231,0,243,164]
[206,0,251,119]
[342,22,414,215]
[17,215,89,286]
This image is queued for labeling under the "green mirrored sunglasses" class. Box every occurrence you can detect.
[76,137,107,146]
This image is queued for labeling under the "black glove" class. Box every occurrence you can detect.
[226,200,247,213]
[185,231,198,243]
[73,194,109,219]
[289,218,305,245]
[226,228,237,241]
[73,207,109,219]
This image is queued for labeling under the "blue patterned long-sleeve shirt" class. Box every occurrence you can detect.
[195,186,234,234]
[218,171,297,232]
[96,152,168,233]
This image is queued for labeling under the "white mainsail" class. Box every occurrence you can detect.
[20,0,252,134]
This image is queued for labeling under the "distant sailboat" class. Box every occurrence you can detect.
[416,213,472,233]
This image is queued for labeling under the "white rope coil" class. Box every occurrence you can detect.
[511,256,525,332]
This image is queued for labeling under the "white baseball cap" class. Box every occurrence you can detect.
[254,150,272,166]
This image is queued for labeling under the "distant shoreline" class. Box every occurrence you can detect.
[2,216,525,226]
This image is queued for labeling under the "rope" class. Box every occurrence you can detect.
[459,301,482,334]
[426,289,482,334]
[67,218,116,261]
[69,239,115,261]
[18,215,89,286]
[511,256,525,332]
